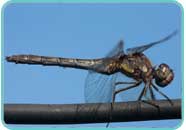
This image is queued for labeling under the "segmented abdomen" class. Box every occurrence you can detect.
[6,54,120,75]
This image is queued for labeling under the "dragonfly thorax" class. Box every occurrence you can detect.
[119,53,153,81]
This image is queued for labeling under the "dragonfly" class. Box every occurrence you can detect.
[6,30,177,108]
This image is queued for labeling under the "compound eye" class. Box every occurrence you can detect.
[162,66,167,73]
[160,64,169,72]
[155,63,174,87]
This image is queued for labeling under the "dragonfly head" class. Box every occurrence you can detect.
[154,63,174,87]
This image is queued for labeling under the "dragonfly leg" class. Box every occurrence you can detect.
[115,81,137,86]
[113,81,142,103]
[141,100,160,111]
[137,82,162,113]
[143,84,155,101]
[151,83,173,106]
[149,86,156,100]
[139,84,160,112]
[106,81,141,127]
[138,83,148,101]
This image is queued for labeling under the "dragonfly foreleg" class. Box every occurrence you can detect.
[151,83,173,106]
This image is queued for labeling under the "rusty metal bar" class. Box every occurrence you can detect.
[4,99,181,124]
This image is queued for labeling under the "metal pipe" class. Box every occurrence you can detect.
[4,99,181,124]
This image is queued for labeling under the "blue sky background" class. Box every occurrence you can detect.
[3,3,182,128]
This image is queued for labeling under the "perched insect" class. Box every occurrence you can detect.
[6,30,177,107]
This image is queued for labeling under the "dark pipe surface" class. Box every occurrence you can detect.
[4,99,181,124]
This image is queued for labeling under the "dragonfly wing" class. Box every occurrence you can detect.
[84,71,118,103]
[84,40,124,103]
[126,30,178,55]
[107,40,124,57]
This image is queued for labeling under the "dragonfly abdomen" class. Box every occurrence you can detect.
[6,55,62,66]
[6,54,97,67]
[6,54,119,74]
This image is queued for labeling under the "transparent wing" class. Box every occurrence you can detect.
[85,71,118,103]
[107,40,124,57]
[127,30,178,55]
[84,40,124,103]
